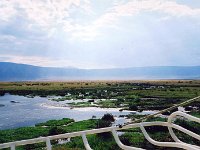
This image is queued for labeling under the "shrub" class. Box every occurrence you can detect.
[185,106,193,111]
[129,104,138,111]
[48,127,65,136]
[101,113,115,122]
[96,114,115,138]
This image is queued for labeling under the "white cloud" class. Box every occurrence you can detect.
[22,0,85,28]
[0,54,114,69]
[118,0,200,17]
[0,0,92,29]
[0,54,75,67]
[0,35,16,41]
[0,1,17,22]
[0,0,200,41]
[0,54,47,65]
[0,35,23,47]
[68,0,200,40]
[93,0,200,28]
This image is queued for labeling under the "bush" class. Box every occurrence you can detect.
[96,114,115,138]
[48,127,65,136]
[129,104,138,111]
[185,106,193,111]
[101,113,115,122]
[96,120,112,128]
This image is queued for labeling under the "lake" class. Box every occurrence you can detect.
[0,94,156,130]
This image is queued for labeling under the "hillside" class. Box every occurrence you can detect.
[0,62,200,81]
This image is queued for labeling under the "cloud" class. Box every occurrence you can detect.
[68,0,200,40]
[1,0,199,41]
[93,0,200,28]
[0,1,17,22]
[0,0,96,42]
[0,0,92,29]
[0,35,16,42]
[0,54,77,67]
[0,54,50,65]
[0,54,115,69]
[0,0,200,69]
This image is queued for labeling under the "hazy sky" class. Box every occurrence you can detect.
[0,0,200,69]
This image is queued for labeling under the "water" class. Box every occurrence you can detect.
[0,94,156,130]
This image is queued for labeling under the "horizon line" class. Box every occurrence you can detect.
[0,61,200,70]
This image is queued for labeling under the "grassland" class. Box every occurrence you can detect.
[0,80,200,96]
[1,80,199,111]
[0,80,200,149]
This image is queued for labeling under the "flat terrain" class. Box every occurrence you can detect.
[0,80,200,111]
[0,80,200,149]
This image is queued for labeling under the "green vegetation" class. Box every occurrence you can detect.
[35,118,74,127]
[0,112,200,150]
[96,114,115,138]
[53,134,120,150]
[0,118,99,150]
[0,80,200,149]
[0,126,49,144]
[190,111,200,118]
[95,99,118,108]
[1,80,200,111]
[69,102,93,107]
[0,111,200,150]
[63,119,99,133]
[55,111,200,150]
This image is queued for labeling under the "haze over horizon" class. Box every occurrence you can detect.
[1,0,200,69]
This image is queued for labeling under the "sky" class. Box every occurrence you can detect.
[0,0,200,69]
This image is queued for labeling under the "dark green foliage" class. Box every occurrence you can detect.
[48,127,65,135]
[23,142,46,150]
[175,118,200,135]
[145,117,168,133]
[129,103,138,111]
[35,118,74,127]
[96,114,115,138]
[120,132,145,148]
[96,119,112,128]
[101,113,115,122]
[96,114,115,129]
[185,106,193,111]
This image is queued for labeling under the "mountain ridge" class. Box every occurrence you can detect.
[0,62,200,81]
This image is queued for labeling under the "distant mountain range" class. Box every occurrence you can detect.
[0,62,200,81]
